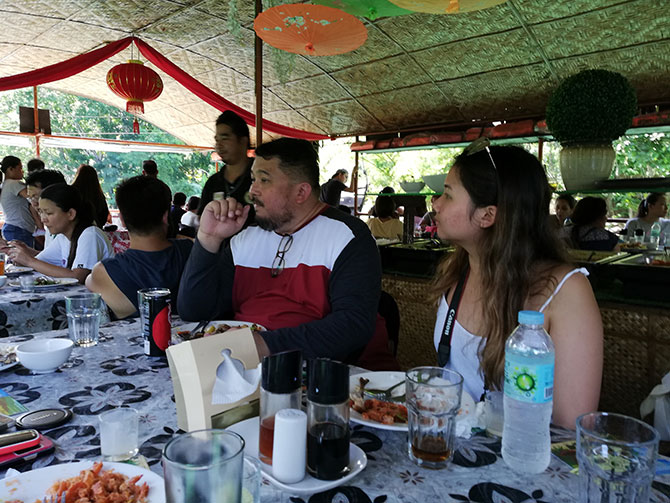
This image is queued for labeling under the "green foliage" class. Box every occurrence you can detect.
[0,88,215,206]
[546,69,637,146]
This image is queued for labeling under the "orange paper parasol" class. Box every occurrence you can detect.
[254,4,367,56]
[387,0,508,14]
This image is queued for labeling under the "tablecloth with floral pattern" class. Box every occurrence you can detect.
[1,319,669,503]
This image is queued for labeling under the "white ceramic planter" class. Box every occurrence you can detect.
[560,143,615,190]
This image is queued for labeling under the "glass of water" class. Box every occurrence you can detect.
[65,293,102,347]
[577,412,660,503]
[99,407,139,461]
[163,429,245,503]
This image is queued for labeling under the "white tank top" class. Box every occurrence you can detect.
[432,267,588,401]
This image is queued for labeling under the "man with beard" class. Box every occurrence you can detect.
[178,138,396,369]
[197,111,254,226]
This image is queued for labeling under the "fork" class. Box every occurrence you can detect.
[189,319,211,336]
[363,380,405,401]
[42,493,66,503]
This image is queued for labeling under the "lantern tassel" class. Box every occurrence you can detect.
[133,118,140,134]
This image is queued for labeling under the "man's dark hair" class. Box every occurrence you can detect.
[142,159,158,176]
[255,138,320,192]
[1,155,21,174]
[173,192,187,207]
[216,111,250,148]
[25,169,66,188]
[27,158,45,172]
[116,175,171,235]
[186,195,200,211]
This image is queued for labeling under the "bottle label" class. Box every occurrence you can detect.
[504,354,554,404]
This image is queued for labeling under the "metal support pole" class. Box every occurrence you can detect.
[538,137,544,163]
[33,86,40,157]
[254,0,263,148]
[353,136,360,216]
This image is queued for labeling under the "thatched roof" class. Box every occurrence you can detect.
[0,0,668,146]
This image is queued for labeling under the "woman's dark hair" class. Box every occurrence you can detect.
[0,155,20,174]
[173,192,187,207]
[39,183,94,269]
[556,193,577,209]
[374,196,396,219]
[26,169,66,189]
[431,145,567,391]
[570,197,608,244]
[637,193,664,218]
[72,164,109,228]
[186,196,201,212]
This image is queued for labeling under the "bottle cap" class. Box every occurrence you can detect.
[271,408,307,483]
[307,358,349,404]
[261,350,302,394]
[518,310,544,325]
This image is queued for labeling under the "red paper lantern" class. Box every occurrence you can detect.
[106,59,163,133]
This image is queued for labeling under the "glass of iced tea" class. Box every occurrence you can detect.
[406,367,463,469]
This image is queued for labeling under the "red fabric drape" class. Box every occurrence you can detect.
[0,37,328,141]
[0,38,132,91]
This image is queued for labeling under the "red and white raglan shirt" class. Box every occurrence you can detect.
[178,207,382,361]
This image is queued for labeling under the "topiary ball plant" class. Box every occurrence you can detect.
[546,69,637,146]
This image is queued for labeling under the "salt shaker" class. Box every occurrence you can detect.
[259,350,302,465]
[272,408,307,483]
[306,358,350,480]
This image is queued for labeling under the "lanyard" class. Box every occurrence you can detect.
[437,266,469,367]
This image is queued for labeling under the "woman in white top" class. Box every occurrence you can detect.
[7,183,113,284]
[625,193,669,243]
[180,195,201,231]
[430,140,603,429]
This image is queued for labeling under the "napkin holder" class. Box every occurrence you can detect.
[166,327,260,432]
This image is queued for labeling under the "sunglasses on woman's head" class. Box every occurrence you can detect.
[463,137,498,172]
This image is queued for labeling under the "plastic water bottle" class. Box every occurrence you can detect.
[650,221,661,247]
[502,310,555,474]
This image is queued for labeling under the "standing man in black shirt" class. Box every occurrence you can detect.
[319,167,358,208]
[197,111,255,225]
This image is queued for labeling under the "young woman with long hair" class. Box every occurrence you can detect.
[430,140,603,429]
[625,193,669,244]
[72,164,110,228]
[568,196,619,251]
[7,184,113,283]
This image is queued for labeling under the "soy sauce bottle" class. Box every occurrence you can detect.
[306,358,350,480]
[259,350,302,465]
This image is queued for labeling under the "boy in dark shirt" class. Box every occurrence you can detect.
[86,176,193,318]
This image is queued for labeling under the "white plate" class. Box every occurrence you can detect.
[4,266,33,276]
[0,342,18,371]
[0,461,165,502]
[9,277,79,289]
[171,320,266,344]
[349,371,476,432]
[227,417,367,496]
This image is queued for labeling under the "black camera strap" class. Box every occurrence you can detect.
[437,266,469,367]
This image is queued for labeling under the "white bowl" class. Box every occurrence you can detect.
[17,338,74,374]
[399,181,425,193]
[0,276,6,288]
[422,174,447,193]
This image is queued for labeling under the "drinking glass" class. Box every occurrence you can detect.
[163,429,245,503]
[406,366,463,469]
[577,412,660,503]
[19,274,34,293]
[242,455,261,503]
[484,390,504,438]
[99,407,139,461]
[65,293,102,347]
